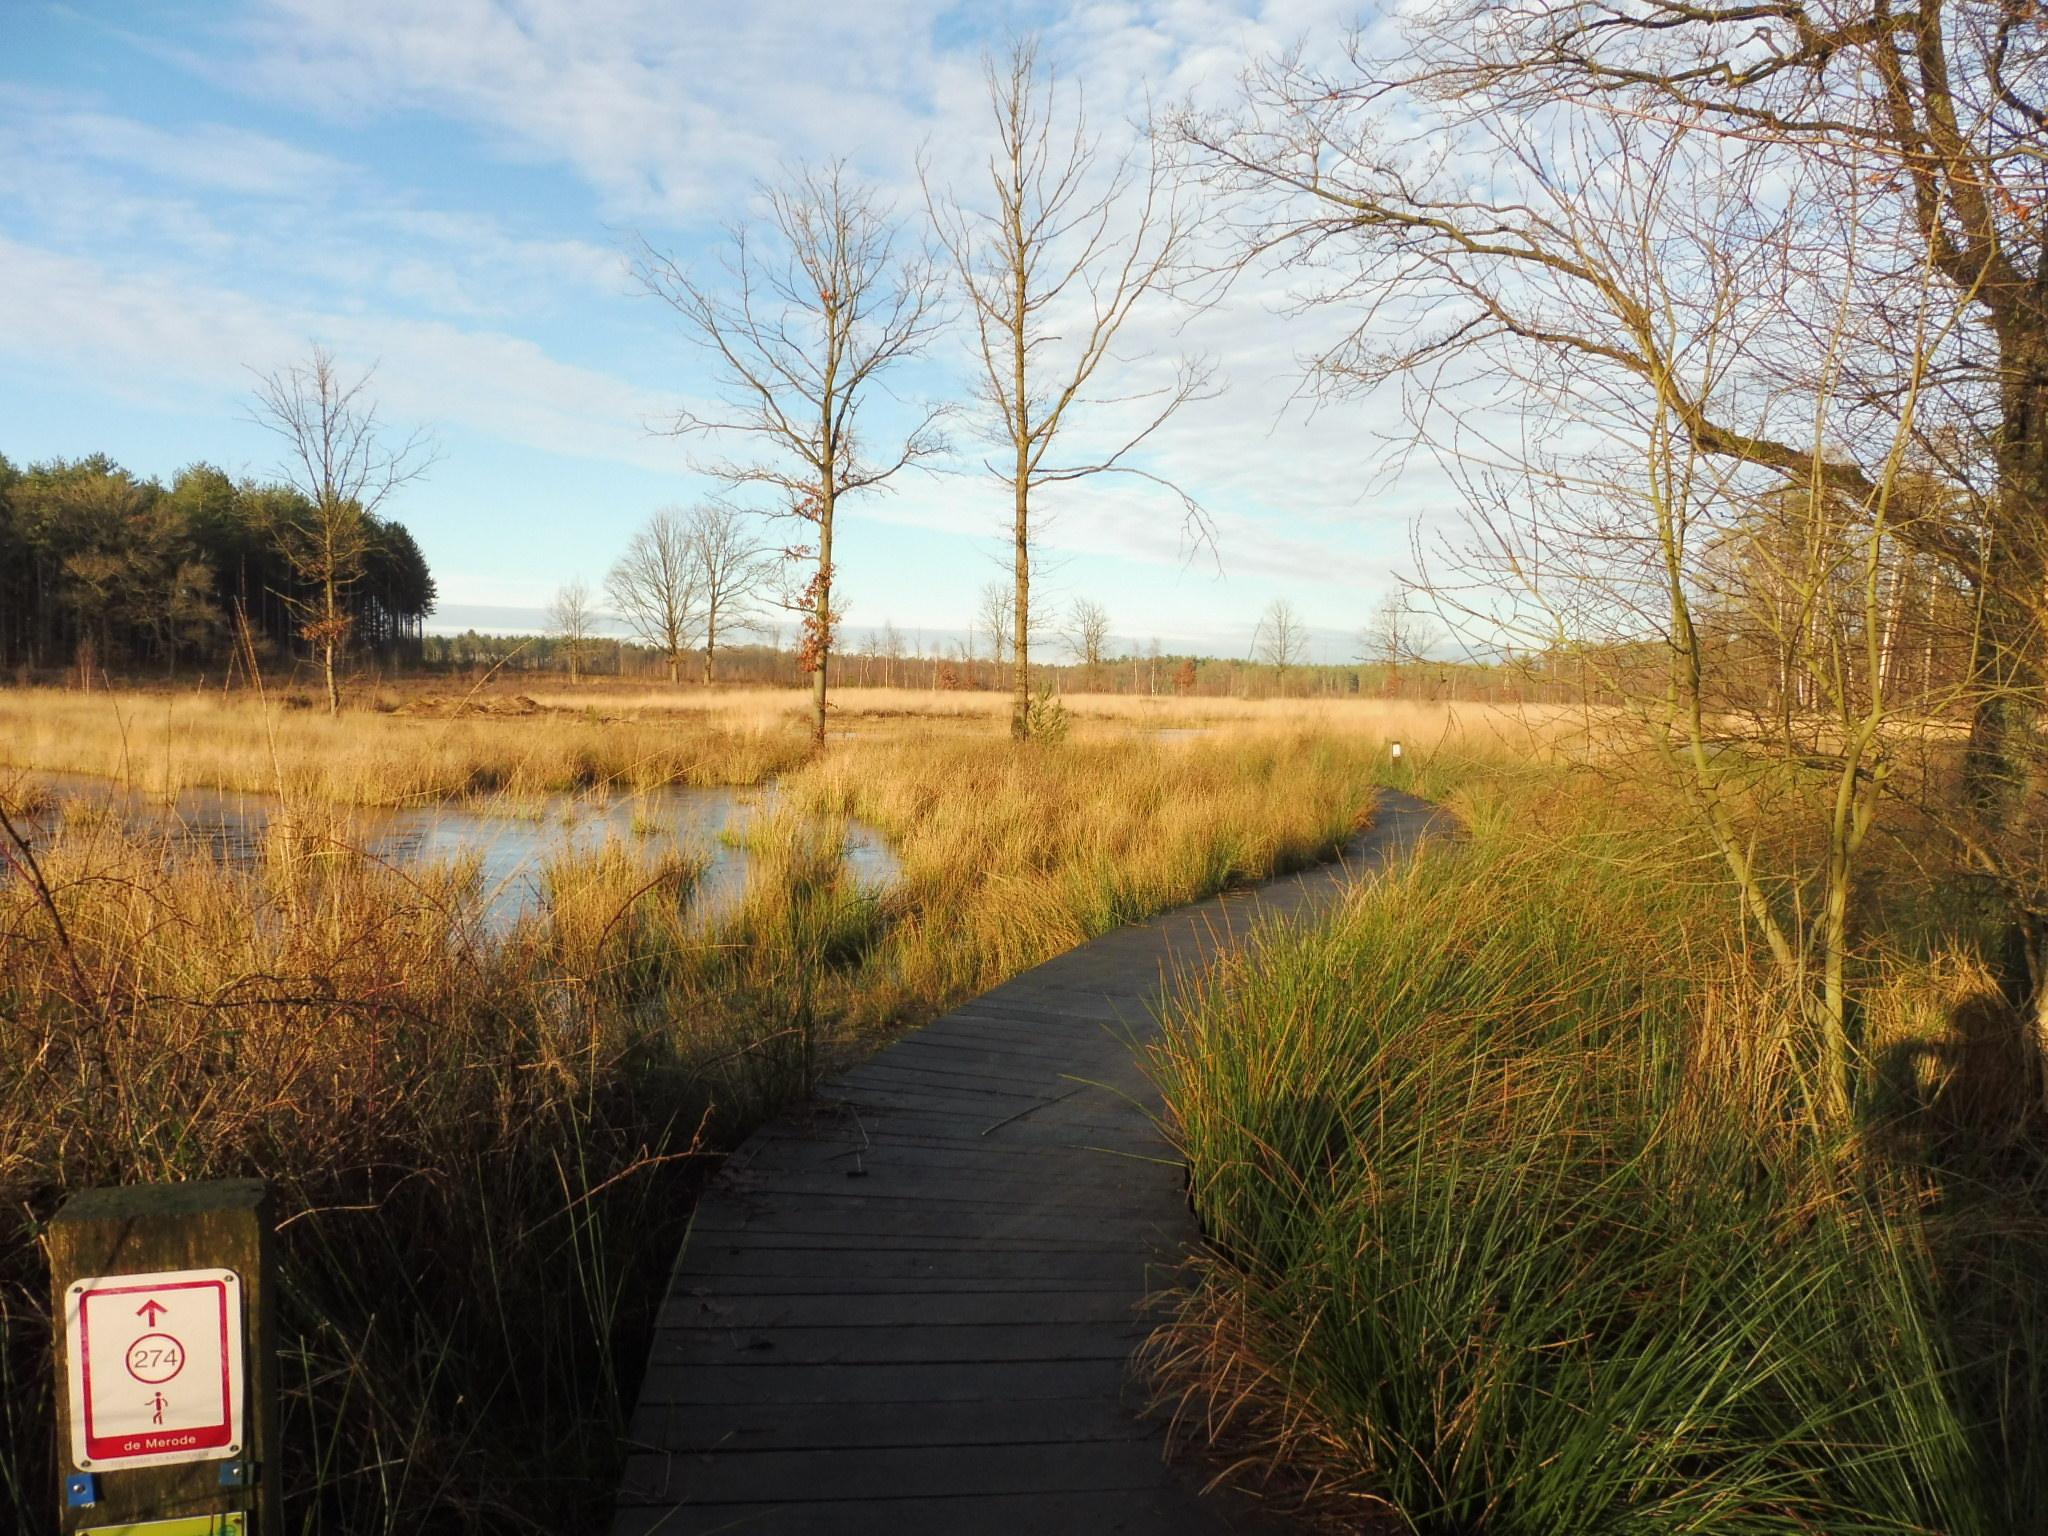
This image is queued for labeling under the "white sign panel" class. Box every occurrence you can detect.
[65,1267,245,1470]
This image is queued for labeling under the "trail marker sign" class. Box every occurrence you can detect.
[65,1268,246,1471]
[49,1179,277,1534]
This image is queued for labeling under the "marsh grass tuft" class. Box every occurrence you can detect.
[1147,778,2048,1534]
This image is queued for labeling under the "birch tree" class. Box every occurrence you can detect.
[926,36,1213,740]
[1066,596,1111,688]
[249,347,432,713]
[1186,76,1960,1115]
[1254,598,1308,670]
[977,579,1014,669]
[638,163,947,746]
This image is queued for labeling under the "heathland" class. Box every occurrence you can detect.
[5,681,2043,1535]
[0,682,1459,1532]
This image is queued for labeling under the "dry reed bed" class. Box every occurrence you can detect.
[783,730,1386,1035]
[516,683,1594,744]
[0,688,812,805]
[0,722,1393,1533]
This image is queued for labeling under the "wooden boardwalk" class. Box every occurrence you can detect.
[615,789,1447,1535]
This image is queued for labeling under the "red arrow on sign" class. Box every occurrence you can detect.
[136,1299,169,1326]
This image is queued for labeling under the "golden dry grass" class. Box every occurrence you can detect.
[522,680,1589,742]
[0,682,1578,808]
[787,729,1387,1035]
[0,681,1436,1534]
[0,687,811,804]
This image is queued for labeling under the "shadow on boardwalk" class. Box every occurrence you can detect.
[614,788,1451,1536]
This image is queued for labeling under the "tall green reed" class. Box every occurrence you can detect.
[1150,806,2048,1534]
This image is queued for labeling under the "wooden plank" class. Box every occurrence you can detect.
[612,1487,1264,1536]
[612,790,1451,1536]
[833,1059,1082,1097]
[649,1320,1149,1368]
[689,1204,1178,1245]
[621,1437,1174,1504]
[718,1169,1177,1208]
[668,1271,1165,1297]
[677,1244,1162,1284]
[701,1182,1175,1221]
[630,1356,1136,1408]
[630,1393,1157,1453]
[681,1235,1164,1261]
[728,1137,1177,1183]
[862,1037,1128,1079]
[658,1287,1143,1331]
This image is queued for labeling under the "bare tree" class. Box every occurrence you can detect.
[878,619,906,689]
[977,580,1015,670]
[606,508,702,685]
[1178,3,2048,1045]
[1065,596,1111,688]
[1254,598,1308,672]
[1363,591,1440,696]
[249,346,433,713]
[926,36,1213,740]
[638,163,948,746]
[547,577,598,685]
[1187,53,1973,1113]
[688,502,774,685]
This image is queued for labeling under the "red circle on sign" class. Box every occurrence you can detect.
[124,1333,186,1384]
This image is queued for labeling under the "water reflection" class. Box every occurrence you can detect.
[17,773,898,935]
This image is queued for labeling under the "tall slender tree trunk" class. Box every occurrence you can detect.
[1876,552,1908,699]
[1011,469,1029,738]
[813,498,833,747]
[1009,224,1032,740]
[323,572,341,715]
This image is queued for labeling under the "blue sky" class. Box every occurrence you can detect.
[0,0,1444,661]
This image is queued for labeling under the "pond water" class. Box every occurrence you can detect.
[15,773,899,935]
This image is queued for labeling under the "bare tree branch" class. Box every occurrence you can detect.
[636,162,949,745]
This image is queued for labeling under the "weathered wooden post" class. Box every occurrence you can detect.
[1389,739,1404,764]
[47,1179,279,1536]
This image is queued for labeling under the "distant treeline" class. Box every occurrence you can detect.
[420,626,1539,702]
[0,454,435,678]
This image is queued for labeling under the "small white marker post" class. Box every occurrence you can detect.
[48,1180,277,1536]
[1389,739,1404,764]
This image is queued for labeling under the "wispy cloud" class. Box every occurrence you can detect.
[0,235,676,470]
[0,82,352,196]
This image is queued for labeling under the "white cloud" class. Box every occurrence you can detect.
[0,83,353,197]
[0,234,677,470]
[215,0,1368,222]
[0,93,632,322]
[213,0,962,221]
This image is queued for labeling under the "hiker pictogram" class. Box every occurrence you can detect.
[64,1267,245,1470]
